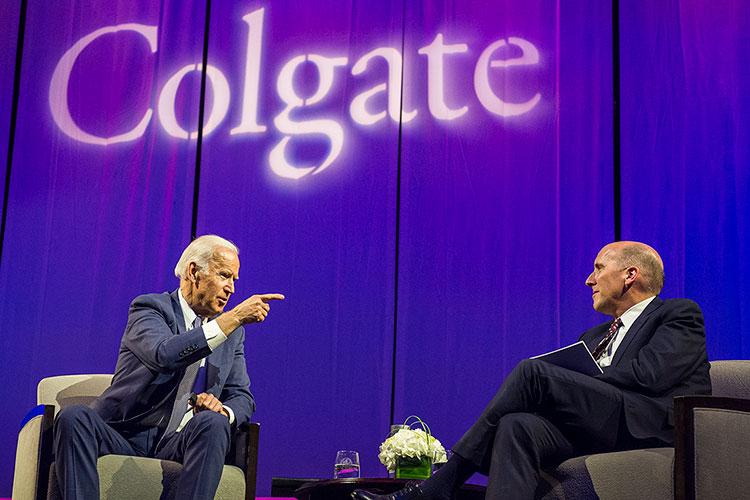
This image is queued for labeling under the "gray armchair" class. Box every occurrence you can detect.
[673,361,750,500]
[538,360,750,500]
[12,374,259,500]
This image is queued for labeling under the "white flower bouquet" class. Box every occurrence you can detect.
[378,416,447,477]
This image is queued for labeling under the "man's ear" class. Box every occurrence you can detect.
[187,262,200,284]
[624,266,639,285]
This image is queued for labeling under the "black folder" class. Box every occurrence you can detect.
[530,340,603,376]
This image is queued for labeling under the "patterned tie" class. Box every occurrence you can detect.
[163,316,203,435]
[592,317,623,361]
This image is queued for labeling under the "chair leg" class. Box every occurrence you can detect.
[245,423,260,500]
[37,405,56,500]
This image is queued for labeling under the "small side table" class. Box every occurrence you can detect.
[294,478,486,500]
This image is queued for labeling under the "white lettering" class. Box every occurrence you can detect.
[349,83,386,125]
[474,37,540,117]
[270,54,347,179]
[230,8,267,135]
[49,23,157,145]
[157,63,231,140]
[49,7,545,180]
[350,47,416,126]
[418,34,468,120]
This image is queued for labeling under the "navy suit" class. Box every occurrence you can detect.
[452,297,711,500]
[581,297,710,443]
[54,290,255,499]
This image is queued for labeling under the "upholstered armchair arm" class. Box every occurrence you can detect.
[674,395,750,500]
[12,404,56,500]
[226,421,260,500]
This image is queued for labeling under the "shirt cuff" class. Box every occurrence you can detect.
[223,405,235,424]
[204,320,228,351]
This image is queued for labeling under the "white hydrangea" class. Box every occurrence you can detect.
[378,428,447,471]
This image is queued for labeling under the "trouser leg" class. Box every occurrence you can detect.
[484,413,575,500]
[453,359,624,469]
[156,411,231,500]
[53,405,138,500]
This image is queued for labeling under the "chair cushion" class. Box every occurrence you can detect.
[37,374,113,412]
[539,448,673,500]
[48,456,245,500]
[694,407,750,499]
[709,360,750,399]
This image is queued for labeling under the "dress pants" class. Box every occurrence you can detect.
[53,405,231,500]
[452,359,638,500]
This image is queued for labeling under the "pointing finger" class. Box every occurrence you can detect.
[258,293,285,302]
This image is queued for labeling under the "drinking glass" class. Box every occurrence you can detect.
[334,450,360,479]
[433,449,452,472]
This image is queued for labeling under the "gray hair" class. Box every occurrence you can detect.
[616,244,664,294]
[174,235,239,279]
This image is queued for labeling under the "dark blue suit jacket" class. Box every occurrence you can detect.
[579,297,711,443]
[92,290,255,443]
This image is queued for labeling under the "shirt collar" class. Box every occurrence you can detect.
[177,289,200,330]
[618,295,656,330]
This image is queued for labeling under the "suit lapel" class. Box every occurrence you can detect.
[584,323,611,352]
[170,289,186,335]
[205,310,228,393]
[172,290,224,393]
[611,297,663,366]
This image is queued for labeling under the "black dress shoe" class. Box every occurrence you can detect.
[351,482,424,500]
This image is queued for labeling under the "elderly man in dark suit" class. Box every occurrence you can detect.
[354,241,711,500]
[54,235,284,500]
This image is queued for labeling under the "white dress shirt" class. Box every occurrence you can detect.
[597,296,656,368]
[175,290,235,431]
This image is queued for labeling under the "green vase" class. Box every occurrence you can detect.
[395,456,432,479]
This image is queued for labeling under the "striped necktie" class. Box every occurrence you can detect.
[592,317,623,361]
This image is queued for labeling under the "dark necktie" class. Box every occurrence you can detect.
[193,360,208,395]
[191,315,209,394]
[592,317,623,361]
[163,316,203,435]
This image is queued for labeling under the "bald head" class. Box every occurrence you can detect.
[586,241,664,317]
[603,241,664,294]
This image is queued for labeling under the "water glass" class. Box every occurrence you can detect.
[334,450,360,479]
[433,449,452,472]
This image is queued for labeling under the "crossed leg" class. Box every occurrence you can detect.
[453,359,626,499]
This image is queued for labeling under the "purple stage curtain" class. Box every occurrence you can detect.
[620,1,750,359]
[392,1,613,480]
[196,0,403,486]
[0,0,205,492]
[2,0,747,496]
[0,0,21,219]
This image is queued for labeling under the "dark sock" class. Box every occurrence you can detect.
[419,453,476,500]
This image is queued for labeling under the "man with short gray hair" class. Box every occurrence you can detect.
[354,241,710,500]
[54,235,284,499]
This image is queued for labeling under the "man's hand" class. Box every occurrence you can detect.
[217,293,285,335]
[233,293,285,323]
[191,392,229,418]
